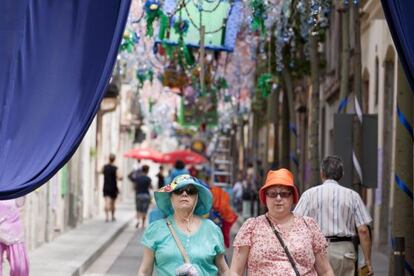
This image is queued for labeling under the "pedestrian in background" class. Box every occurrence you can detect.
[0,197,29,276]
[129,165,152,228]
[166,160,189,184]
[231,168,333,276]
[208,177,238,249]
[102,153,122,222]
[156,165,165,189]
[232,171,244,212]
[138,174,229,276]
[294,155,373,276]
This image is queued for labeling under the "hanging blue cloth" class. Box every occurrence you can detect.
[0,0,131,199]
[381,1,414,90]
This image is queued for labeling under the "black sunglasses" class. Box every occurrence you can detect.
[172,186,198,196]
[265,191,292,199]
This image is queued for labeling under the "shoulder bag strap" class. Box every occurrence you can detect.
[166,219,191,263]
[265,215,300,276]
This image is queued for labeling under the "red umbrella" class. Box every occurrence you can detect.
[124,148,164,163]
[161,149,208,165]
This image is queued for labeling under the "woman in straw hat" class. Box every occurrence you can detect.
[138,174,229,276]
[230,169,334,276]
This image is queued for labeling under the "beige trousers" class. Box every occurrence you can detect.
[327,241,356,276]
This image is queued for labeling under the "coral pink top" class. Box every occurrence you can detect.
[233,214,327,276]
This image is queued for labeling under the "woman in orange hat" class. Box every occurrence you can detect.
[230,168,334,276]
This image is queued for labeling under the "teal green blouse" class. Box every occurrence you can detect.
[141,215,225,275]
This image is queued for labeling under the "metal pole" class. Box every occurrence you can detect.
[394,237,405,276]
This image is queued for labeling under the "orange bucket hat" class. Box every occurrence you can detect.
[259,168,299,205]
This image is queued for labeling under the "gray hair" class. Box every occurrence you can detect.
[320,155,343,181]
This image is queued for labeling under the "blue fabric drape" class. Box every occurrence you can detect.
[0,0,131,199]
[381,1,414,90]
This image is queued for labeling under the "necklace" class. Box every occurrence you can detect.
[183,217,192,234]
[175,214,194,234]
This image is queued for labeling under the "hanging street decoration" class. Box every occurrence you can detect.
[158,0,243,52]
[136,68,154,89]
[120,29,140,53]
[249,0,268,35]
[144,0,168,37]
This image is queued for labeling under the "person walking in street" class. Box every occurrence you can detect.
[294,155,373,276]
[138,174,229,276]
[102,153,123,222]
[0,197,29,276]
[156,165,165,189]
[129,165,152,228]
[231,168,333,276]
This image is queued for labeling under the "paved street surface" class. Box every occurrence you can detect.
[83,222,143,276]
[29,200,135,276]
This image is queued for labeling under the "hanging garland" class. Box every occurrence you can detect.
[136,68,155,89]
[120,30,139,53]
[145,0,169,37]
[249,0,268,35]
[172,17,190,34]
[257,73,274,97]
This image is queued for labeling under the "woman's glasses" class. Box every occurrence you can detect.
[265,190,292,199]
[172,186,198,196]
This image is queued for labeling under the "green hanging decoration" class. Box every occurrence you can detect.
[173,18,190,36]
[215,77,228,90]
[148,97,155,113]
[136,68,155,89]
[181,43,195,66]
[145,0,168,37]
[137,71,147,88]
[257,73,277,97]
[249,0,267,35]
[120,30,139,53]
[158,13,169,40]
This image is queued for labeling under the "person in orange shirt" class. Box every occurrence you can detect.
[206,177,238,248]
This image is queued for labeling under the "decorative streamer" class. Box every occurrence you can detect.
[288,123,298,137]
[352,151,363,183]
[394,104,414,201]
[288,122,298,168]
[394,175,414,200]
[353,96,363,183]
[354,96,363,123]
[337,97,348,113]
[289,153,299,167]
[397,105,414,141]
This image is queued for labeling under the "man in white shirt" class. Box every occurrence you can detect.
[294,155,373,276]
